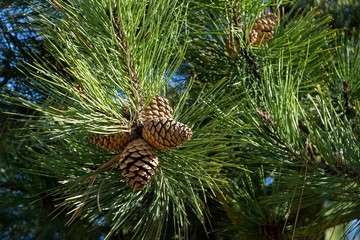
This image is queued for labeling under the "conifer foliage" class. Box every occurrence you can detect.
[2,0,360,239]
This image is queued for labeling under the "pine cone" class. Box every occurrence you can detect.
[142,118,192,150]
[225,34,241,61]
[250,14,277,45]
[119,138,159,190]
[89,132,132,151]
[142,95,173,119]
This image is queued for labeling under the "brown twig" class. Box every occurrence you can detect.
[112,9,142,107]
[225,0,242,61]
[343,80,350,110]
[306,138,360,179]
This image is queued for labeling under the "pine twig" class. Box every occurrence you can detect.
[112,9,142,106]
[225,0,242,62]
[232,0,241,29]
[343,80,350,110]
[306,138,360,179]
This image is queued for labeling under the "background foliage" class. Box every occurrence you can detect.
[1,0,360,239]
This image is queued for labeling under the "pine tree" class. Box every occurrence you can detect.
[2,0,360,239]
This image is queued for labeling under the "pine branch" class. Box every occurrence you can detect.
[112,9,142,106]
[225,0,241,30]
[306,138,360,180]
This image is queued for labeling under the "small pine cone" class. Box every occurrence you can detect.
[250,14,277,45]
[142,118,192,150]
[225,34,241,61]
[119,138,159,190]
[256,110,273,123]
[89,132,132,151]
[142,95,173,119]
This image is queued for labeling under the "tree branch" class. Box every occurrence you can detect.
[306,138,360,179]
[112,9,142,106]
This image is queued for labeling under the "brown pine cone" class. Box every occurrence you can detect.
[89,132,132,151]
[142,118,192,150]
[225,34,241,61]
[250,14,277,45]
[142,95,173,119]
[119,138,159,190]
